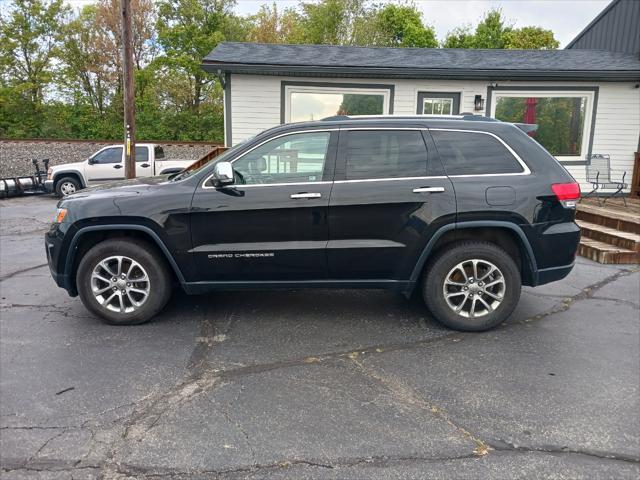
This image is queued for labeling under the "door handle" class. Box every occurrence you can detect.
[140,163,150,168]
[413,187,445,193]
[113,164,123,169]
[290,192,322,199]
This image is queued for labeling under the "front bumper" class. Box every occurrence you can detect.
[44,180,54,193]
[45,224,77,296]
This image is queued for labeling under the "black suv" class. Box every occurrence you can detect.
[45,116,581,331]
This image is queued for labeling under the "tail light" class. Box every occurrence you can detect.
[552,182,580,208]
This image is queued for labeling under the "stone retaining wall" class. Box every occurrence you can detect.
[0,140,221,177]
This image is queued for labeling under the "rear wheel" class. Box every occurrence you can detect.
[55,176,81,197]
[423,241,521,331]
[76,239,172,325]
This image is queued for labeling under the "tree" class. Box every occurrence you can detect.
[156,0,246,111]
[247,3,302,44]
[296,0,374,46]
[443,9,558,50]
[504,27,559,50]
[372,4,437,48]
[0,0,69,105]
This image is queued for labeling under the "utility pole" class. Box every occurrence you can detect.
[121,0,136,178]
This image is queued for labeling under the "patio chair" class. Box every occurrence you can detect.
[581,154,628,206]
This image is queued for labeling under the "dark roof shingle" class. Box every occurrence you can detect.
[203,42,640,81]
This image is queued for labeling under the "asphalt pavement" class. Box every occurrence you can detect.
[0,195,638,479]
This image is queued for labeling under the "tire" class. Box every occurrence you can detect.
[422,241,521,332]
[76,238,172,325]
[55,176,81,197]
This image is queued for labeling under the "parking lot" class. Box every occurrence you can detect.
[0,194,638,479]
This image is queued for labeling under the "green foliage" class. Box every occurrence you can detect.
[443,9,558,50]
[373,4,437,47]
[0,1,560,142]
[495,96,585,155]
[339,94,384,115]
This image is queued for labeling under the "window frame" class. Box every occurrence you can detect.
[488,87,597,164]
[201,129,338,189]
[282,82,393,124]
[429,128,531,177]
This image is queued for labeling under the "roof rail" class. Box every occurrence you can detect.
[321,114,500,122]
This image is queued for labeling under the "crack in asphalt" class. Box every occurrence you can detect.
[347,354,492,457]
[491,439,640,463]
[0,263,48,282]
[2,448,637,478]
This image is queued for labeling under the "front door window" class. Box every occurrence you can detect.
[233,132,331,185]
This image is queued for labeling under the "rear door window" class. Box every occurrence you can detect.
[135,146,149,163]
[342,130,428,180]
[431,130,524,175]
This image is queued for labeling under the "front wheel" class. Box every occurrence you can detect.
[423,241,521,332]
[76,239,172,325]
[55,176,81,197]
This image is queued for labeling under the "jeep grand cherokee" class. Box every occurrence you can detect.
[45,116,581,331]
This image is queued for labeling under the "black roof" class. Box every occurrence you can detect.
[203,42,640,81]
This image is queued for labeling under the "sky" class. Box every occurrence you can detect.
[62,0,612,47]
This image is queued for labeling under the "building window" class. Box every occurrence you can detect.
[423,98,453,115]
[284,85,391,123]
[491,90,595,161]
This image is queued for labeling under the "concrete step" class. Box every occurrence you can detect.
[578,237,640,264]
[576,220,640,252]
[576,204,640,235]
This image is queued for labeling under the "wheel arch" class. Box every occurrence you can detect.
[407,221,538,296]
[53,171,86,189]
[64,224,186,294]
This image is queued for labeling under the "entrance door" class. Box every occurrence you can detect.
[417,92,461,115]
[327,128,456,281]
[86,146,125,184]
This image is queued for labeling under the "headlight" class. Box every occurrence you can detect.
[54,208,67,223]
[47,167,53,180]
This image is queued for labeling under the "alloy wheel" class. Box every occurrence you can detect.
[442,259,505,318]
[90,255,150,313]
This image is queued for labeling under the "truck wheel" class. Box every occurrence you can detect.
[76,238,172,325]
[423,241,521,332]
[55,177,81,197]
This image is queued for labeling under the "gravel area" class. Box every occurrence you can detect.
[0,140,221,177]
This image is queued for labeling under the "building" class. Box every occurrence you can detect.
[202,8,640,191]
[566,0,639,56]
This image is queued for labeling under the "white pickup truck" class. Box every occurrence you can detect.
[45,143,192,197]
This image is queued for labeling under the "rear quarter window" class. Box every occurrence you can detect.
[431,130,524,175]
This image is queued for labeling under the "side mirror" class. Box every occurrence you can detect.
[213,161,234,186]
[87,157,95,165]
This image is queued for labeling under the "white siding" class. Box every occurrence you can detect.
[230,74,640,191]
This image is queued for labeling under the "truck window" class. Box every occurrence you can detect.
[91,147,123,164]
[154,146,165,159]
[135,146,149,163]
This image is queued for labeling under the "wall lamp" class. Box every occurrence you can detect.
[474,95,485,111]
